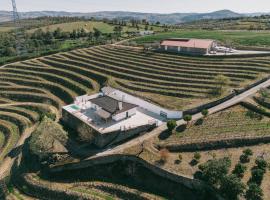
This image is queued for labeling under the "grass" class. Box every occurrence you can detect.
[131,30,270,47]
[27,20,165,34]
[0,131,4,149]
[0,26,14,32]
[28,21,114,34]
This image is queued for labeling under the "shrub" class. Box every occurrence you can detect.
[220,174,245,200]
[198,157,231,187]
[245,183,263,200]
[240,154,250,163]
[194,152,201,161]
[201,109,209,118]
[167,120,177,132]
[250,168,265,185]
[183,115,192,127]
[243,148,253,157]
[233,163,247,178]
[255,158,267,171]
[41,112,56,121]
[178,154,183,162]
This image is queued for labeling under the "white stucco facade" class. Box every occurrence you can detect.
[102,88,183,119]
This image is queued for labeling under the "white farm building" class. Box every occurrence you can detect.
[160,38,217,55]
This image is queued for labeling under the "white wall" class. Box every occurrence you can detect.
[104,89,182,119]
[113,111,127,121]
[112,108,137,121]
[75,93,102,103]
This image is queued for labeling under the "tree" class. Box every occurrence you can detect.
[212,75,230,96]
[113,25,123,38]
[250,168,265,185]
[93,28,102,41]
[194,152,201,161]
[201,109,209,118]
[232,163,247,178]
[243,149,253,157]
[167,120,177,132]
[183,115,192,127]
[245,183,263,200]
[192,152,201,165]
[255,158,267,171]
[240,153,251,164]
[220,174,245,200]
[3,47,16,56]
[198,157,231,187]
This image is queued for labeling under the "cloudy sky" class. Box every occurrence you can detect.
[1,0,270,13]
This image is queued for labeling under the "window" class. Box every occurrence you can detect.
[160,111,167,118]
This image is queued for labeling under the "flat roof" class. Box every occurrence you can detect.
[161,38,215,49]
[89,95,138,115]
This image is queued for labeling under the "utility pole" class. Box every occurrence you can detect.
[11,0,27,56]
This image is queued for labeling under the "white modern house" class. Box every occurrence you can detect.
[62,87,182,148]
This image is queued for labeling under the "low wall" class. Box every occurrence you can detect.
[49,154,210,195]
[184,93,236,115]
[159,135,270,152]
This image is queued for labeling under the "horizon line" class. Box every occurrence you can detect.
[1,9,269,15]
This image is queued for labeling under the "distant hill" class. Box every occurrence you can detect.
[0,9,256,24]
[179,14,270,30]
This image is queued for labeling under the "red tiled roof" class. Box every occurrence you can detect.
[161,38,214,49]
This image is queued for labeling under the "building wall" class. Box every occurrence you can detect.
[105,90,182,119]
[112,111,127,121]
[112,108,137,121]
[160,45,208,55]
[62,108,97,144]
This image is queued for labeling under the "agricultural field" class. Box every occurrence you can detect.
[0,44,270,199]
[25,20,165,35]
[0,20,165,34]
[158,105,270,148]
[133,142,270,200]
[0,44,269,163]
[131,30,270,48]
[27,21,115,34]
[0,26,14,32]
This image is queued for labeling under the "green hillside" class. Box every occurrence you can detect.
[131,30,270,48]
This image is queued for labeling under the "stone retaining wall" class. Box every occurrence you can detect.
[49,154,210,194]
[159,136,270,152]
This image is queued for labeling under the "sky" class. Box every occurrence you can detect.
[1,0,270,13]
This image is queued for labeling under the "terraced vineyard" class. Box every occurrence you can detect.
[1,45,270,164]
[158,105,270,151]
